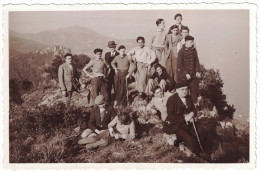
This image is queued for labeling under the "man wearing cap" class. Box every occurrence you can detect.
[164,82,201,155]
[128,36,156,93]
[83,48,110,103]
[177,35,201,104]
[79,95,115,146]
[58,53,85,104]
[105,41,120,103]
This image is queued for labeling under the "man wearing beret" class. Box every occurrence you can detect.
[78,95,115,149]
[177,35,201,104]
[58,53,85,104]
[83,48,110,103]
[164,82,201,155]
[105,41,120,103]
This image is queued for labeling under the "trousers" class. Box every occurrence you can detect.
[91,76,108,103]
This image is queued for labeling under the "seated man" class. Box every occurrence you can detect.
[146,86,173,121]
[146,64,175,95]
[78,95,115,149]
[163,82,206,156]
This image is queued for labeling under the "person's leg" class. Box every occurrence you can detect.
[145,79,156,95]
[159,79,167,92]
[189,78,199,103]
[100,77,109,103]
[175,127,200,155]
[139,65,148,93]
[81,128,94,138]
[91,78,99,102]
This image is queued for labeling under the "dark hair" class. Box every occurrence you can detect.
[181,26,190,33]
[168,25,179,34]
[185,35,194,41]
[94,48,103,54]
[64,53,72,59]
[156,18,164,26]
[118,45,126,51]
[154,63,162,70]
[152,86,161,94]
[136,36,145,43]
[117,107,132,125]
[174,13,182,20]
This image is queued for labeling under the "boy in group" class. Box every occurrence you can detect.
[177,35,201,104]
[147,86,174,121]
[58,53,85,105]
[128,36,156,93]
[174,13,186,35]
[111,45,134,106]
[78,95,115,149]
[105,41,120,103]
[145,64,175,95]
[151,18,167,67]
[83,48,110,103]
[177,26,197,53]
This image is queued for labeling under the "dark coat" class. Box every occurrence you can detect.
[177,45,200,82]
[88,105,115,132]
[105,51,120,78]
[163,93,197,134]
[150,68,176,91]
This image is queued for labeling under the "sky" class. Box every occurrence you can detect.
[9,10,249,118]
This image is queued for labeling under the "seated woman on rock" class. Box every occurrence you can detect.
[108,107,135,140]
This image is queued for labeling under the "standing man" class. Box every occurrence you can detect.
[128,36,156,93]
[174,13,186,35]
[105,41,119,103]
[177,35,201,104]
[58,53,85,104]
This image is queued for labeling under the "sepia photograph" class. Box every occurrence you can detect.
[1,2,258,170]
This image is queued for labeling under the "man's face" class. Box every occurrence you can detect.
[154,88,163,98]
[156,67,163,76]
[181,30,189,38]
[95,52,102,60]
[65,56,72,64]
[119,48,126,57]
[185,40,194,48]
[158,20,165,30]
[175,16,182,24]
[171,28,179,36]
[176,86,188,98]
[137,39,145,48]
[98,101,105,109]
[109,46,116,52]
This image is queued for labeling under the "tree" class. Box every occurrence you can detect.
[199,64,236,120]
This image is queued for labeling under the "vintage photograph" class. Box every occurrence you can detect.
[4,4,254,166]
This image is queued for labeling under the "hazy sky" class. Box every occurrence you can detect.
[9,10,249,118]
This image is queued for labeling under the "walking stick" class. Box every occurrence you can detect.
[126,77,129,106]
[191,118,204,154]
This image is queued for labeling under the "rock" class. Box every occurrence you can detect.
[163,133,177,146]
[74,126,80,133]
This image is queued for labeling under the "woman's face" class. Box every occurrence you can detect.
[171,28,179,35]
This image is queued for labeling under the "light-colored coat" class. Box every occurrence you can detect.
[58,63,82,91]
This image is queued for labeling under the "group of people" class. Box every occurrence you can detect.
[58,13,213,156]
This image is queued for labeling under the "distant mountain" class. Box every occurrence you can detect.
[9,30,48,57]
[12,25,136,54]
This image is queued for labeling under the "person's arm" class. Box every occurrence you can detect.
[195,49,200,73]
[164,71,176,91]
[111,56,118,73]
[166,95,185,123]
[150,32,155,48]
[129,121,136,139]
[108,115,118,128]
[88,109,98,132]
[58,65,66,91]
[83,60,94,78]
[148,48,156,64]
[127,48,136,63]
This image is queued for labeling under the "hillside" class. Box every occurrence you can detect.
[12,26,136,54]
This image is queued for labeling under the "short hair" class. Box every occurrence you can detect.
[94,48,103,54]
[117,107,132,125]
[174,13,182,20]
[118,45,126,51]
[185,35,194,41]
[152,86,161,94]
[136,36,145,43]
[181,26,190,33]
[156,18,164,26]
[64,53,72,59]
[168,25,179,34]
